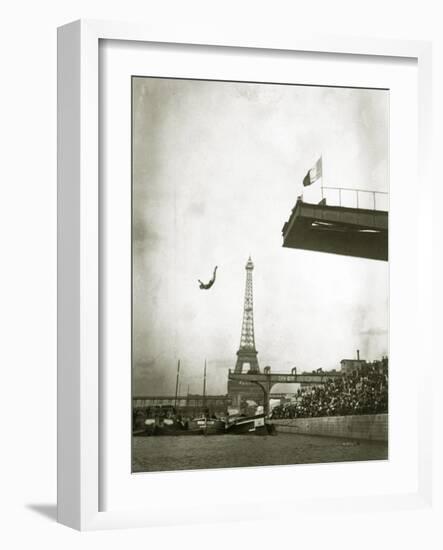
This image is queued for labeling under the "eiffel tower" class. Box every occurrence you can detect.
[228,257,263,410]
[235,256,260,373]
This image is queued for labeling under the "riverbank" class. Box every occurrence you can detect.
[270,413,388,442]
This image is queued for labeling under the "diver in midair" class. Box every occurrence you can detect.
[198,266,218,290]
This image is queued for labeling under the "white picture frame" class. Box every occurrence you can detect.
[57,19,433,531]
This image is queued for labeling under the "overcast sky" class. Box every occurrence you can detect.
[132,77,389,396]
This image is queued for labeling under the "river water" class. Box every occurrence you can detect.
[132,433,388,473]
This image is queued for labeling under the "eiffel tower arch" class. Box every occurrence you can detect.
[228,257,264,410]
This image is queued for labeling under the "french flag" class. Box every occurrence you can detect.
[303,156,322,186]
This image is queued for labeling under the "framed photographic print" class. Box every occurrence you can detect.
[58,20,433,531]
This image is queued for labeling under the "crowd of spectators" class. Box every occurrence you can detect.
[271,359,388,419]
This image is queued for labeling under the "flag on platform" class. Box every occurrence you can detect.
[303,157,322,186]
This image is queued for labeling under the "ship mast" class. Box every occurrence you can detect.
[202,360,207,413]
[174,359,180,409]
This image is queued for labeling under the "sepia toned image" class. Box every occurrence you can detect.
[131,76,389,473]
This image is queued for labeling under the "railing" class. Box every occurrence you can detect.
[321,187,389,211]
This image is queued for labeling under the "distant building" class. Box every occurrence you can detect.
[339,349,367,374]
[340,359,367,374]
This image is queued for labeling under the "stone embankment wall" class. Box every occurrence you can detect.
[270,413,388,442]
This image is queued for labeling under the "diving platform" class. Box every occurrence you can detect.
[282,199,388,261]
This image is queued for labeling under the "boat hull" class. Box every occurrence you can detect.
[133,417,226,436]
[226,413,273,435]
[187,418,225,435]
[133,417,188,436]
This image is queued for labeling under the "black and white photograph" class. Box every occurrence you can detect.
[3,0,440,543]
[131,76,389,473]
